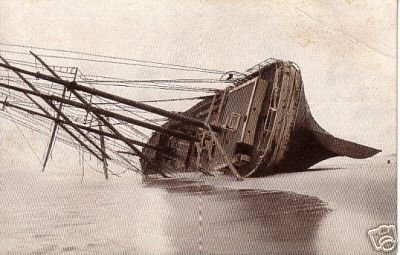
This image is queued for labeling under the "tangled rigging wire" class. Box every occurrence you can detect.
[0,43,244,178]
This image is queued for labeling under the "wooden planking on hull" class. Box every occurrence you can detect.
[140,60,381,178]
[245,62,302,177]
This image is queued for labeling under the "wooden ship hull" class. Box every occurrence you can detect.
[141,60,380,178]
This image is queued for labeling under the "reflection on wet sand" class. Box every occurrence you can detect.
[144,177,332,254]
[0,158,395,254]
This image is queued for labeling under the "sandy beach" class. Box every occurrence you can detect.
[0,154,396,254]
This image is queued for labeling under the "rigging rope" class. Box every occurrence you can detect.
[0,43,226,74]
[6,112,42,163]
[138,95,209,103]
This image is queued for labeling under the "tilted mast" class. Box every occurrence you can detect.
[0,54,242,179]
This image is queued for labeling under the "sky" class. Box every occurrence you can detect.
[0,0,396,175]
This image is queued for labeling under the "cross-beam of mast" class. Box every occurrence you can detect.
[0,56,110,164]
[0,61,222,132]
[32,52,116,177]
[31,51,157,177]
[0,100,169,153]
[0,58,105,162]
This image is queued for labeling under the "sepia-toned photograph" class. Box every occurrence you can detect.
[0,1,396,254]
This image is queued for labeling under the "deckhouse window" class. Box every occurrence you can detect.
[225,112,241,131]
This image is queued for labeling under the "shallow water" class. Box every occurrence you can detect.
[0,157,396,254]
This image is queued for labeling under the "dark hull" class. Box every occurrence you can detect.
[141,60,380,177]
[249,81,380,177]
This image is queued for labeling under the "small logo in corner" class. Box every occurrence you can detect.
[368,225,397,253]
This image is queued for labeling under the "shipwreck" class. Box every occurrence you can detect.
[0,45,380,180]
[141,59,380,179]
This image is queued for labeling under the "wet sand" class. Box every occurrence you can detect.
[146,181,331,254]
[0,155,396,254]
